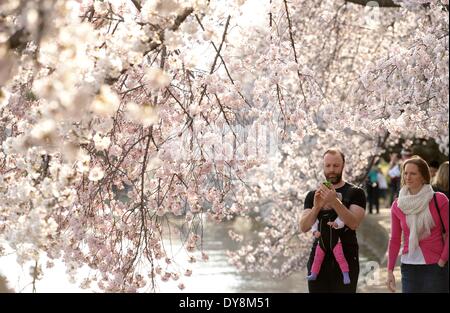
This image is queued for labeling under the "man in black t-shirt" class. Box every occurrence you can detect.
[299,148,366,293]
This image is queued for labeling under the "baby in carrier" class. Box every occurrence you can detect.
[307,192,350,285]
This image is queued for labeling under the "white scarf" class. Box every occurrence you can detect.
[397,184,435,255]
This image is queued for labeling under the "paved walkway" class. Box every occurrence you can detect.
[358,207,402,293]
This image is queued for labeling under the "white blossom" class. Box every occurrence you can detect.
[88,166,104,181]
[93,133,111,151]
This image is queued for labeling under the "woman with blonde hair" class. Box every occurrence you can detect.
[386,156,449,293]
[433,161,449,198]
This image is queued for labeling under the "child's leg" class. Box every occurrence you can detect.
[307,245,325,281]
[333,241,351,284]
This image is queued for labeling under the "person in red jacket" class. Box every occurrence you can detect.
[387,156,449,293]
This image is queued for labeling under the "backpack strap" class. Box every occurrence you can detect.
[433,193,446,234]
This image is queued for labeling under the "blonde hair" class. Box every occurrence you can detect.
[434,161,449,193]
[401,155,431,187]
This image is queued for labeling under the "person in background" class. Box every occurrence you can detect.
[388,153,401,205]
[388,149,413,205]
[367,165,380,214]
[401,148,413,161]
[432,161,449,198]
[387,156,449,293]
[429,160,440,181]
[377,167,388,208]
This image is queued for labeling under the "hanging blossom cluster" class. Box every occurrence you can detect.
[0,0,265,292]
[353,0,449,154]
[0,0,448,291]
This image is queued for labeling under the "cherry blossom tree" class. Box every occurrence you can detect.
[0,0,447,292]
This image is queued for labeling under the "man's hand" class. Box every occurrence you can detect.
[322,185,365,230]
[313,231,321,238]
[313,189,325,209]
[318,183,338,206]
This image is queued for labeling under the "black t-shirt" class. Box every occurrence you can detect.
[304,182,366,250]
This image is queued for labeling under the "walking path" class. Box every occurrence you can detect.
[357,207,402,293]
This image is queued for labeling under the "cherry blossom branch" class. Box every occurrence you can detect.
[214,93,237,141]
[195,14,251,108]
[283,0,306,101]
[210,15,231,73]
[166,87,193,122]
[283,0,298,64]
[276,84,287,130]
[143,7,194,56]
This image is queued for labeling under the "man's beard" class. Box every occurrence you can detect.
[325,172,342,184]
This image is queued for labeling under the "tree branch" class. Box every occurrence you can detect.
[283,0,306,101]
[130,0,141,11]
[210,15,231,74]
[171,7,194,31]
[345,0,400,7]
[143,7,194,56]
[283,0,298,63]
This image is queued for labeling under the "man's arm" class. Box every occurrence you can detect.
[318,184,365,230]
[300,206,321,233]
[330,199,365,230]
[300,190,324,233]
